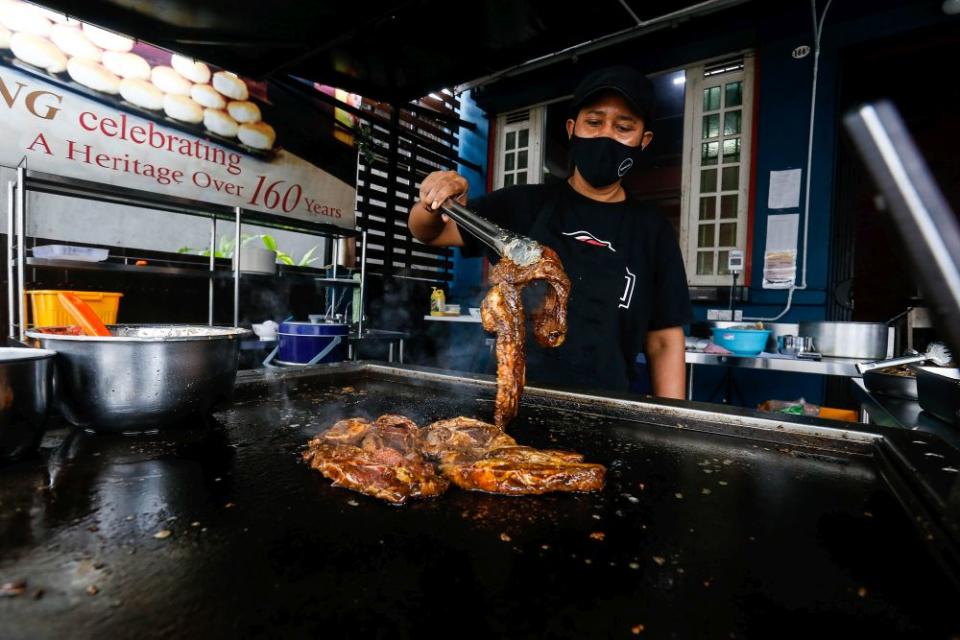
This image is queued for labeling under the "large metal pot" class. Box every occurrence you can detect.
[26,325,249,433]
[0,347,55,462]
[797,321,891,359]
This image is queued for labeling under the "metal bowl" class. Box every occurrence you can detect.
[0,347,55,463]
[25,325,250,433]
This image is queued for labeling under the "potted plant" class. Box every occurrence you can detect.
[178,234,322,274]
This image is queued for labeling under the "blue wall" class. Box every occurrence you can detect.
[696,0,956,407]
[449,1,958,407]
[449,90,488,300]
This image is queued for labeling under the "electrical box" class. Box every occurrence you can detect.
[728,250,744,274]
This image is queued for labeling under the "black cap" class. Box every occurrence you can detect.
[569,65,656,125]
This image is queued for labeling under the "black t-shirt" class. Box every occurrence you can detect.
[462,180,692,392]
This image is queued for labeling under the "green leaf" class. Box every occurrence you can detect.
[260,235,278,251]
[278,255,295,265]
[177,246,193,253]
[298,245,319,266]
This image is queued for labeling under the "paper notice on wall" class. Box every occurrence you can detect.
[763,213,799,289]
[767,169,802,209]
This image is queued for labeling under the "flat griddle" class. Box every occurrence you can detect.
[0,362,958,639]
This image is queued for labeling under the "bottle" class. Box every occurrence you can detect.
[430,287,445,316]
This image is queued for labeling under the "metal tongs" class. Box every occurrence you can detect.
[440,201,542,266]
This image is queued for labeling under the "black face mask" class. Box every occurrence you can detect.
[568,134,641,187]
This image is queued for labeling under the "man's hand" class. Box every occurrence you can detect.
[408,171,468,246]
[419,171,469,213]
[645,326,686,400]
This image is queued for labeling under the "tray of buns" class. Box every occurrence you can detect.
[0,1,278,160]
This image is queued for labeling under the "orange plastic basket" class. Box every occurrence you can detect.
[26,290,123,327]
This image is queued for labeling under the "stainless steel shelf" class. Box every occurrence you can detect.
[25,258,361,286]
[26,257,214,279]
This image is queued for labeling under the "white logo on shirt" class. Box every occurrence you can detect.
[562,230,616,252]
[619,267,636,309]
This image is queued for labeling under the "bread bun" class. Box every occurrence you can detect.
[203,108,239,137]
[163,94,203,123]
[190,83,225,109]
[49,24,100,61]
[237,121,275,150]
[226,100,260,124]
[10,32,66,72]
[66,57,119,93]
[150,65,192,96]
[101,50,150,80]
[81,24,133,52]
[171,54,210,84]
[0,1,52,37]
[212,71,248,101]
[119,77,164,110]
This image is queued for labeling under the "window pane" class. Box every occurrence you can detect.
[701,141,719,165]
[702,114,720,139]
[725,81,742,107]
[517,172,527,185]
[505,153,515,171]
[722,137,740,163]
[718,250,731,275]
[506,131,516,151]
[700,169,717,193]
[518,129,529,148]
[721,166,739,191]
[696,251,714,275]
[719,222,737,246]
[699,197,716,220]
[504,173,514,186]
[703,86,721,111]
[697,224,715,248]
[518,150,528,170]
[724,110,742,136]
[720,194,738,219]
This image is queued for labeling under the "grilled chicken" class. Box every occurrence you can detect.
[481,247,570,429]
[305,414,604,504]
[303,415,449,504]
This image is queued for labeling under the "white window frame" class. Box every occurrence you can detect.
[492,107,545,188]
[680,53,755,286]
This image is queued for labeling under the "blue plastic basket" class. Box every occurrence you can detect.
[710,328,771,356]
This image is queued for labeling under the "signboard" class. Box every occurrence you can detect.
[0,4,356,229]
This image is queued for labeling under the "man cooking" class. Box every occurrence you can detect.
[408,65,692,399]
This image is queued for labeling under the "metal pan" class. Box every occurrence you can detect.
[863,367,918,399]
[917,366,960,426]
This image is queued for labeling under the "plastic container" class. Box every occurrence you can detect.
[32,244,108,262]
[277,321,349,365]
[430,287,445,316]
[27,290,123,328]
[710,328,771,356]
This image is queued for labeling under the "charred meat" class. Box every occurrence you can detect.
[303,415,449,505]
[481,247,570,428]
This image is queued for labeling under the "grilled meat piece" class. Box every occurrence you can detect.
[417,417,517,461]
[420,417,604,495]
[440,445,606,495]
[481,247,570,429]
[321,417,373,445]
[304,416,449,504]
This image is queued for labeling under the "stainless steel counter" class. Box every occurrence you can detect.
[685,351,863,377]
